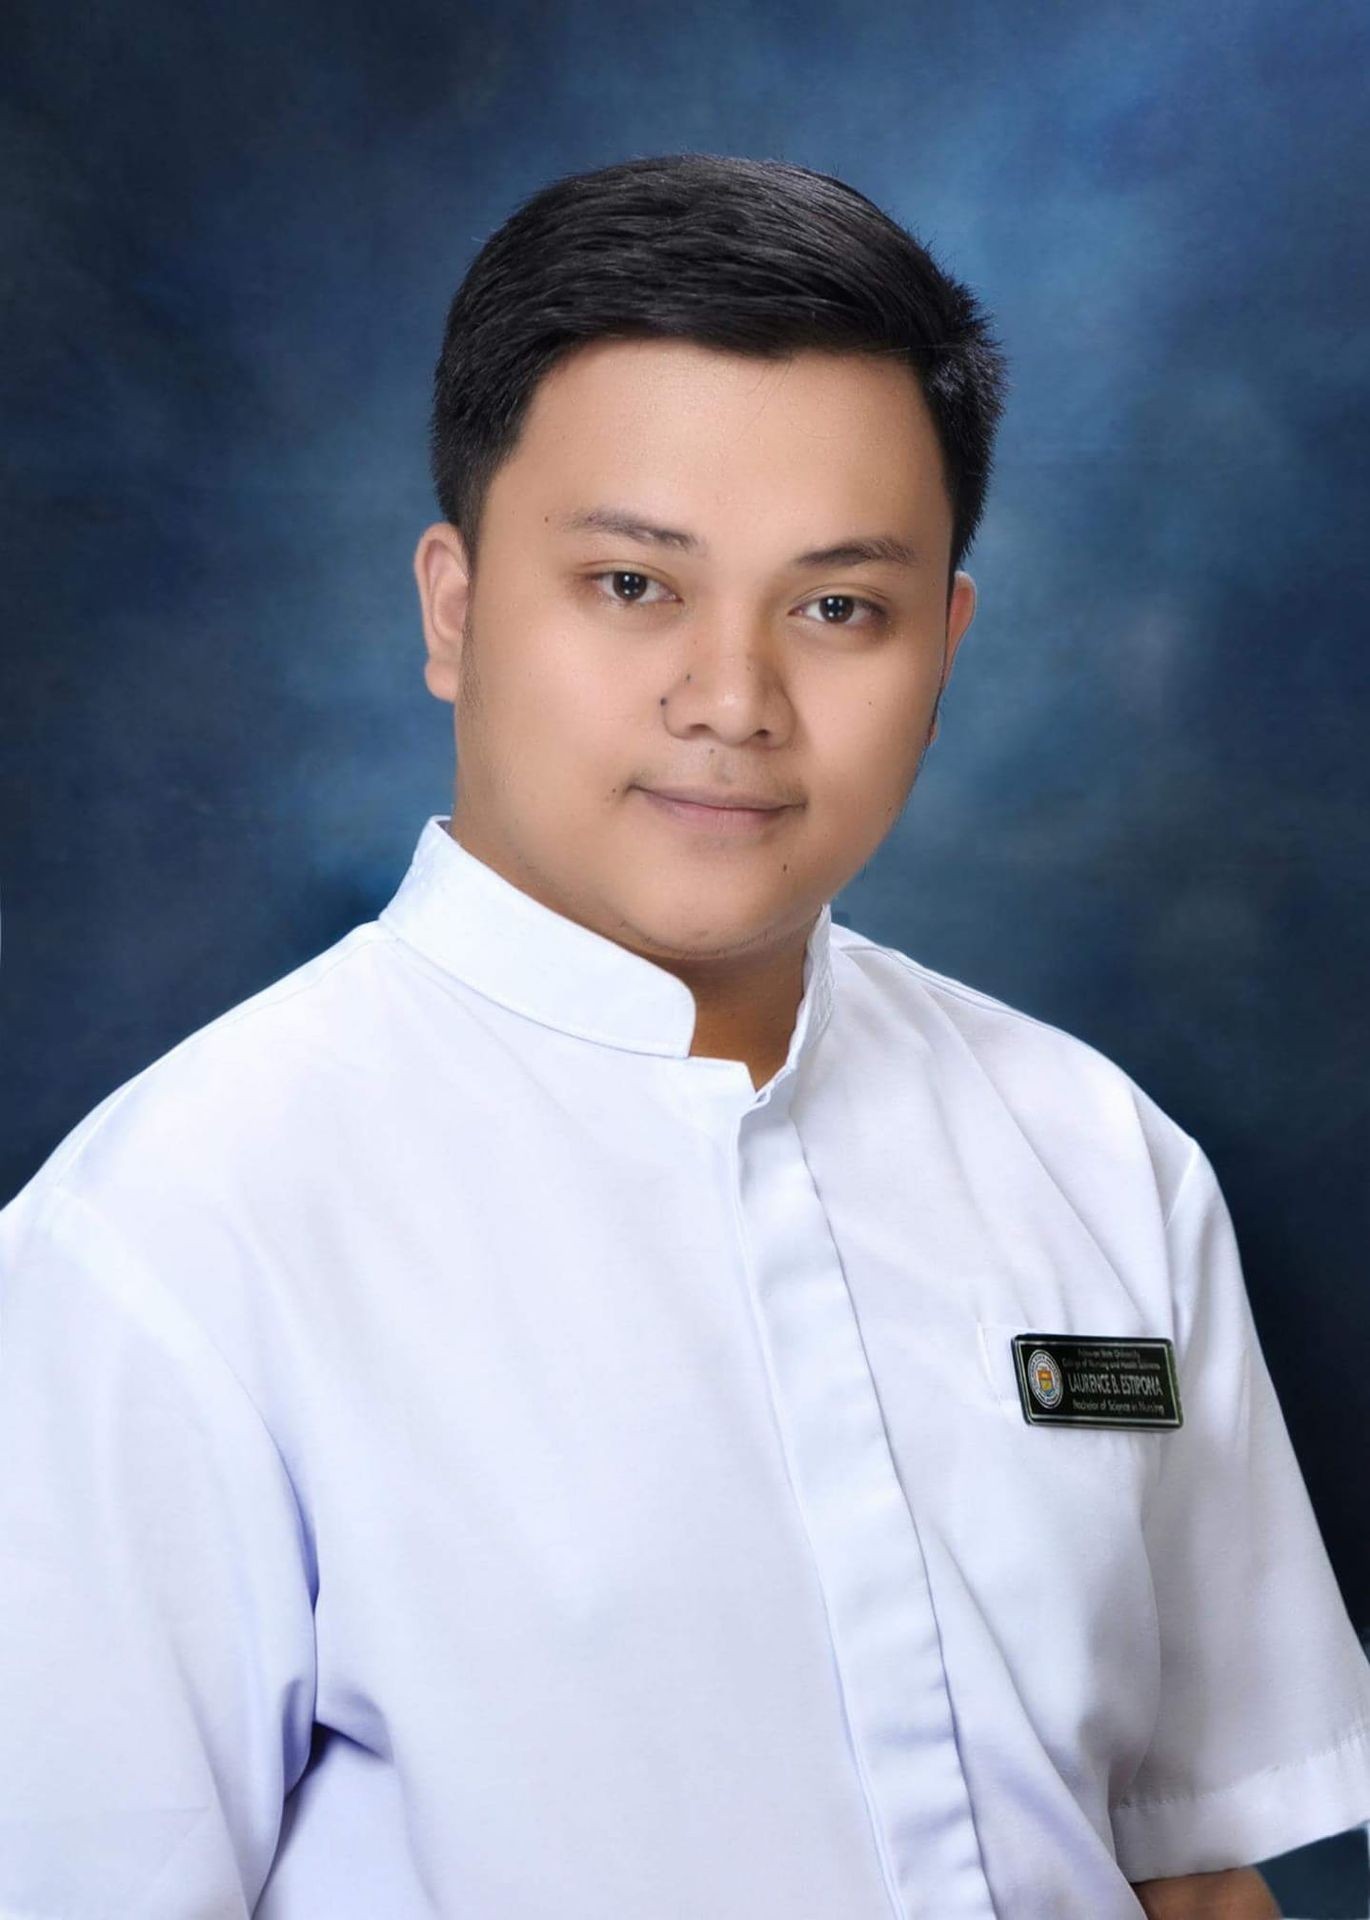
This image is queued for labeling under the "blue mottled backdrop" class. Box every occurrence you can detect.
[4,2,1368,1905]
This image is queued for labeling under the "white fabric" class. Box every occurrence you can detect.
[2,812,1368,1919]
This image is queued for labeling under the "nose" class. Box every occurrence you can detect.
[659,617,793,746]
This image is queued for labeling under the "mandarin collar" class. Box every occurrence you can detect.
[377,815,835,1064]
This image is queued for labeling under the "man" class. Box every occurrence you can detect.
[1,153,1365,1918]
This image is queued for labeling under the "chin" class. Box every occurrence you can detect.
[619,875,788,943]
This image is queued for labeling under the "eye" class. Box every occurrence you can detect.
[584,573,887,628]
[587,570,675,607]
[797,592,887,629]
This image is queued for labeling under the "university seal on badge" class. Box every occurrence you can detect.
[1026,1347,1064,1409]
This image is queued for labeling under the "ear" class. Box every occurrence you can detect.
[929,570,977,744]
[413,522,474,704]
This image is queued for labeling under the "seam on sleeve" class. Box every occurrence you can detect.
[1111,1713,1370,1812]
[38,1182,317,1586]
[1159,1134,1203,1234]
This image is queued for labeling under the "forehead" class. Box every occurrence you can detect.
[487,337,949,546]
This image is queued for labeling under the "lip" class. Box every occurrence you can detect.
[637,787,796,835]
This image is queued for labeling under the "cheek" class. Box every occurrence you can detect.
[808,664,934,785]
[486,616,609,735]
[489,632,640,810]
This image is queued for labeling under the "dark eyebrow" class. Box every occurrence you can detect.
[557,506,921,571]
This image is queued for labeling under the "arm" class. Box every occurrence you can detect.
[0,1184,316,1916]
[1130,1867,1281,1918]
[1108,1138,1370,1877]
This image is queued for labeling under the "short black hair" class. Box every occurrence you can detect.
[428,153,1010,599]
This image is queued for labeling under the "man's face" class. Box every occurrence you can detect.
[415,337,976,971]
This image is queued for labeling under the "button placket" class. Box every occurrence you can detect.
[726,1100,996,1919]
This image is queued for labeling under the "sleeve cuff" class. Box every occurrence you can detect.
[1110,1717,1370,1881]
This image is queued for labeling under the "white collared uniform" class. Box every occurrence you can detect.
[2,814,1368,1918]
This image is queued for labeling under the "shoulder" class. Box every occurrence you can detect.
[4,920,400,1245]
[830,922,1198,1219]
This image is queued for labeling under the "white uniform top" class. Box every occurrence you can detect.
[2,813,1368,1920]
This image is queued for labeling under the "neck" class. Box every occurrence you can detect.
[676,941,810,1089]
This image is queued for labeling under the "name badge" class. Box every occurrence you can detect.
[1010,1333,1182,1429]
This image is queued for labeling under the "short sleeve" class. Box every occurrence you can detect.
[1109,1138,1370,1880]
[0,1181,317,1918]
